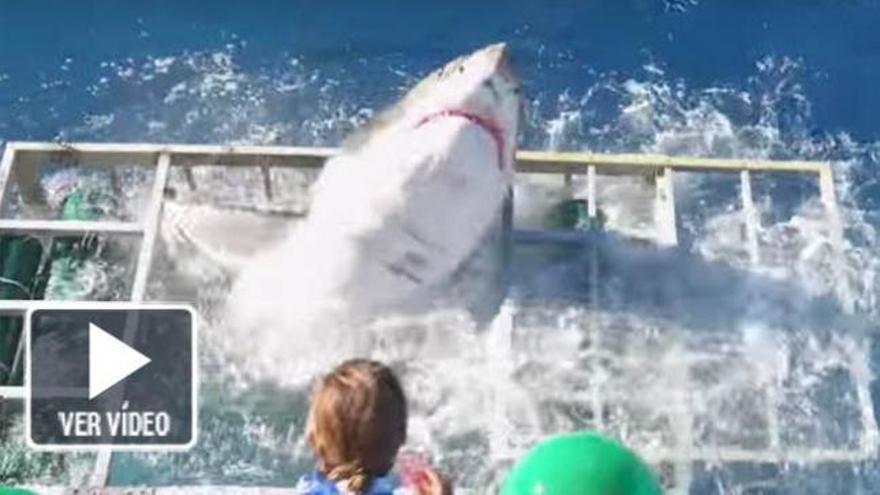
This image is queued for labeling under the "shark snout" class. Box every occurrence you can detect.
[483,43,518,85]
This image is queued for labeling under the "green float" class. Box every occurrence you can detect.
[501,432,662,495]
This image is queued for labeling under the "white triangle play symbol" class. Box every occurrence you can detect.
[89,322,151,400]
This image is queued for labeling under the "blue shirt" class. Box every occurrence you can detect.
[295,470,404,495]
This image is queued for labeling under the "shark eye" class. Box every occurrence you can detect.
[513,85,522,95]
[458,65,465,74]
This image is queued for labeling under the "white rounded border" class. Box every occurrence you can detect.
[24,301,198,452]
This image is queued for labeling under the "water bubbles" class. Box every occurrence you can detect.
[82,113,115,130]
[664,0,700,14]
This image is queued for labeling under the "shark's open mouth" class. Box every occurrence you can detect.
[415,109,506,170]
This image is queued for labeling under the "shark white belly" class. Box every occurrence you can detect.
[219,43,522,360]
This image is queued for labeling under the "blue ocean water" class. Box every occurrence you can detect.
[2,1,879,139]
[3,1,880,493]
[2,1,879,211]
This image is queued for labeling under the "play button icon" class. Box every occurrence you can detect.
[27,304,196,450]
[89,322,151,400]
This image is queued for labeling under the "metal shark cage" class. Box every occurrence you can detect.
[0,141,871,493]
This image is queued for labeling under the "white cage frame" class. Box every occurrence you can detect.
[0,141,868,493]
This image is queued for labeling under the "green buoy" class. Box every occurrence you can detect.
[0,488,39,495]
[501,432,662,495]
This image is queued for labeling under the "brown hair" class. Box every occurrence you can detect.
[307,359,408,493]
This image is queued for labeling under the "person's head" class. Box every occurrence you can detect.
[307,359,408,493]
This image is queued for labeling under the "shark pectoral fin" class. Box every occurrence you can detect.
[161,200,304,273]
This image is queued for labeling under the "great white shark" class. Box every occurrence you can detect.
[224,43,522,333]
